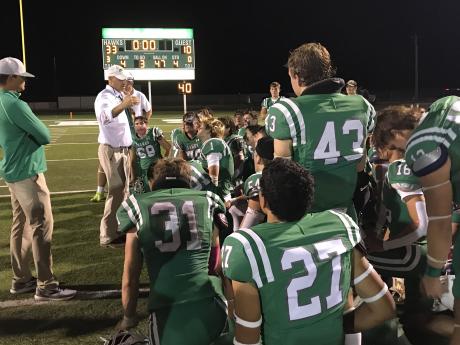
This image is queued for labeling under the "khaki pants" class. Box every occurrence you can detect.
[98,144,130,244]
[7,173,58,290]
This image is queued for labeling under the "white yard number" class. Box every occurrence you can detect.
[151,201,201,252]
[281,239,347,321]
[314,119,364,164]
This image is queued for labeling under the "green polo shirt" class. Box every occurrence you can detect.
[0,89,50,182]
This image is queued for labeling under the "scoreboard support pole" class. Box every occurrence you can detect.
[148,81,152,105]
[183,93,187,114]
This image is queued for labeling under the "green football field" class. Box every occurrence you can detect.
[0,111,232,345]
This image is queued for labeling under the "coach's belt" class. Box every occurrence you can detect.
[103,143,131,150]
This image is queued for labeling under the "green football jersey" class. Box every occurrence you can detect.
[383,160,422,237]
[405,96,460,203]
[117,188,225,311]
[261,96,285,109]
[200,137,235,200]
[188,159,212,192]
[265,94,375,212]
[171,128,202,161]
[237,127,246,138]
[133,127,163,174]
[222,210,360,345]
[243,172,262,198]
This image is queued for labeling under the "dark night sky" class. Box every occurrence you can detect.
[1,0,460,101]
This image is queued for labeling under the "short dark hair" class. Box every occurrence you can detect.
[255,136,274,161]
[260,158,314,222]
[372,106,422,150]
[218,116,236,135]
[149,158,191,189]
[287,42,335,86]
[134,116,148,124]
[183,111,198,124]
[0,74,9,84]
[246,125,266,136]
[270,81,280,88]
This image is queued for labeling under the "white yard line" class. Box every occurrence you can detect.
[47,158,98,162]
[0,189,95,199]
[48,142,98,146]
[52,133,99,136]
[0,288,149,309]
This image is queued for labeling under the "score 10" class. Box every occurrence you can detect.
[178,82,192,94]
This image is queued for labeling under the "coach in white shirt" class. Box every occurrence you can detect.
[94,65,139,247]
[124,71,152,121]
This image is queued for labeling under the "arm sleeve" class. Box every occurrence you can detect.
[95,92,118,125]
[207,152,222,166]
[12,101,50,145]
[383,200,428,250]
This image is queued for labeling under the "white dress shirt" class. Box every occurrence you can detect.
[131,89,152,118]
[94,85,133,147]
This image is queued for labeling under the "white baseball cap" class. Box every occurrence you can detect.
[107,65,127,80]
[125,71,134,82]
[0,57,35,78]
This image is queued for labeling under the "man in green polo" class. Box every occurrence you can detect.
[0,57,76,301]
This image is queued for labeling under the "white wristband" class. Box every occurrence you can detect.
[361,284,389,303]
[233,338,262,345]
[234,313,262,328]
[354,264,373,286]
[428,215,451,221]
[422,180,450,191]
[427,254,446,265]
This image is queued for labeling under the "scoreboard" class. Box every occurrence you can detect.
[102,28,195,81]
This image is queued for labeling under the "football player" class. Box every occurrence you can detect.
[265,42,376,218]
[131,116,171,193]
[170,112,202,161]
[365,131,429,319]
[260,81,285,121]
[222,159,395,345]
[196,117,235,203]
[372,101,460,343]
[239,136,274,228]
[116,158,230,345]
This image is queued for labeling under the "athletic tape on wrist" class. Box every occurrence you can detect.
[353,264,374,286]
[234,313,262,328]
[361,284,388,303]
[426,254,446,265]
[428,215,451,221]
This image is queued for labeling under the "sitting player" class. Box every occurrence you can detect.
[239,136,274,228]
[116,158,230,345]
[131,116,171,193]
[170,112,202,161]
[222,158,395,345]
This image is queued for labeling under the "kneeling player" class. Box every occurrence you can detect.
[222,159,395,345]
[131,116,171,193]
[116,158,230,345]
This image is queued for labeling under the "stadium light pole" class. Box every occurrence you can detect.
[19,0,27,67]
[413,34,419,101]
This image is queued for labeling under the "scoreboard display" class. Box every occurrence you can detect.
[102,28,195,81]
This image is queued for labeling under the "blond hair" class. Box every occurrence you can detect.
[201,118,225,138]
